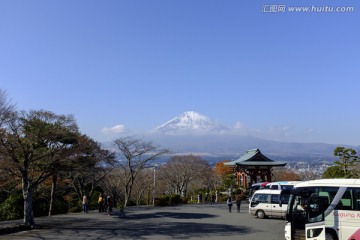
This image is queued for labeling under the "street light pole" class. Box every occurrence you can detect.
[152,168,156,207]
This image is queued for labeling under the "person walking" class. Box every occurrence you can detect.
[210,194,215,205]
[204,192,209,203]
[103,196,108,213]
[107,196,113,216]
[227,196,233,213]
[236,190,244,213]
[98,193,104,212]
[82,195,89,213]
[197,193,202,204]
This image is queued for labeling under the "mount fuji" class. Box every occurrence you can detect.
[153,111,229,135]
[146,111,340,163]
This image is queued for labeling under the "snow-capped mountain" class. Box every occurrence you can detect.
[150,113,352,160]
[101,110,344,163]
[153,111,229,135]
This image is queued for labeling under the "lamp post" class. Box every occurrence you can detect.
[152,168,156,207]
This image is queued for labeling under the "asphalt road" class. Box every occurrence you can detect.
[0,203,286,240]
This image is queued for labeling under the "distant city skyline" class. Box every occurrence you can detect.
[1,0,360,146]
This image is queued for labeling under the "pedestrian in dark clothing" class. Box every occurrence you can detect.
[236,191,244,213]
[210,194,215,205]
[103,196,108,213]
[227,196,233,213]
[107,196,113,216]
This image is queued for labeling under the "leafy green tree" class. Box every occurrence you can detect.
[333,147,358,178]
[322,165,344,178]
[222,173,236,190]
[0,110,79,226]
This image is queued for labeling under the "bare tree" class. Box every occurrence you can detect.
[272,168,302,181]
[158,155,213,197]
[0,89,15,126]
[133,169,154,205]
[113,136,169,207]
[66,135,116,205]
[100,168,126,206]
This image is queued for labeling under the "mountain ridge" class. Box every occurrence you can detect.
[106,111,356,163]
[147,111,354,162]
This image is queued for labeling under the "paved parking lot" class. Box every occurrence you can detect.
[0,203,286,240]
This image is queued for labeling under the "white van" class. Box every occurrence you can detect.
[264,181,301,191]
[249,189,290,219]
[247,182,270,202]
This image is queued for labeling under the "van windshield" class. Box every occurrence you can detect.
[281,193,290,204]
[281,185,294,191]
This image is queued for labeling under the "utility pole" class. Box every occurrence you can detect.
[152,168,156,207]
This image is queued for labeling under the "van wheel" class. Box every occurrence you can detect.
[325,230,338,240]
[256,210,266,219]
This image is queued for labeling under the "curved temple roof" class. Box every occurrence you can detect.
[225,149,287,167]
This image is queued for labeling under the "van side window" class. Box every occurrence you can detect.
[271,194,280,204]
[271,185,278,190]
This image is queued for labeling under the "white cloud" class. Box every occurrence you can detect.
[234,121,246,129]
[266,126,292,138]
[101,125,126,134]
[304,128,315,133]
[233,121,294,140]
[233,121,261,134]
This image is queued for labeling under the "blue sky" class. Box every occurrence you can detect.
[1,0,359,145]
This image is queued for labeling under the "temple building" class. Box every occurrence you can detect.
[225,149,287,188]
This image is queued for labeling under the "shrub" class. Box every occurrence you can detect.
[33,197,49,217]
[168,194,181,205]
[51,198,69,215]
[68,205,82,213]
[180,196,189,204]
[126,199,137,206]
[0,193,23,221]
[155,195,169,206]
[155,194,181,206]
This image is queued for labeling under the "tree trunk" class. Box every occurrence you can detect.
[124,187,130,207]
[124,182,134,207]
[23,182,35,227]
[48,173,57,216]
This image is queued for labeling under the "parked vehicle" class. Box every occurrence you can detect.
[247,182,270,201]
[249,189,290,219]
[283,179,360,240]
[265,181,302,191]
